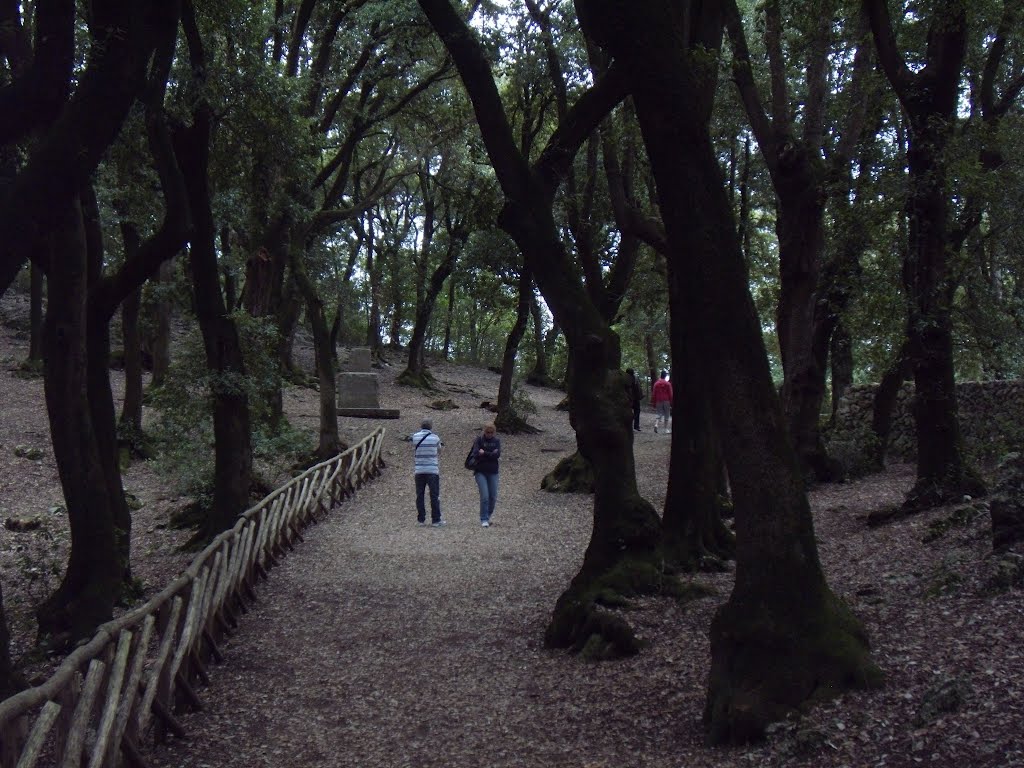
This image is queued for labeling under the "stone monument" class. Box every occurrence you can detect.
[336,348,400,419]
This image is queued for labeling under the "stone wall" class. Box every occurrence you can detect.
[828,379,1024,470]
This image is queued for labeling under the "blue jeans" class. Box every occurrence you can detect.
[474,471,499,522]
[415,473,441,523]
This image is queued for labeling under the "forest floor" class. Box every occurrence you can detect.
[1,288,1024,767]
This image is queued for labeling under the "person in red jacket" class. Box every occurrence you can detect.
[651,369,673,434]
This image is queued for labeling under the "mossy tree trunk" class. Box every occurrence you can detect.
[419,0,664,657]
[578,0,881,741]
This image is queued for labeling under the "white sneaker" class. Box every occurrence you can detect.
[481,521,490,527]
[431,520,446,527]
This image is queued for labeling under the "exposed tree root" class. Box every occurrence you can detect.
[540,451,594,493]
[545,556,684,659]
[495,409,540,435]
[396,368,438,390]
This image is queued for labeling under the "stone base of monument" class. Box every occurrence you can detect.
[336,371,400,419]
[337,407,401,419]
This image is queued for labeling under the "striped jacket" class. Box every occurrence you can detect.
[412,429,441,475]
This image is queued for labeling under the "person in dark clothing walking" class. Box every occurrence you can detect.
[471,422,501,527]
[626,368,643,431]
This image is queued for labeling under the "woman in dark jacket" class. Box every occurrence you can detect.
[473,423,501,527]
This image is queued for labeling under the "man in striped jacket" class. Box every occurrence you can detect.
[411,419,444,526]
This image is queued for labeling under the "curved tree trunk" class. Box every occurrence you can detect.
[867,344,912,472]
[36,198,122,647]
[365,232,384,360]
[419,0,664,658]
[644,333,657,397]
[291,250,343,459]
[82,186,132,585]
[400,178,461,387]
[578,0,880,741]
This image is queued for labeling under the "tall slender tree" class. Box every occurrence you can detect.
[863,0,986,509]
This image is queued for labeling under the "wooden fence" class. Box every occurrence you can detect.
[0,426,386,768]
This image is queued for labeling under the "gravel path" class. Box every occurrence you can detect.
[4,291,1023,767]
[146,364,711,768]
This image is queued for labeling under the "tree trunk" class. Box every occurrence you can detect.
[120,286,144,435]
[495,270,537,434]
[525,289,553,386]
[176,98,253,539]
[399,200,460,386]
[28,261,44,363]
[0,581,22,698]
[119,222,144,437]
[576,0,880,741]
[36,198,122,647]
[365,235,384,359]
[661,264,734,571]
[443,274,455,359]
[419,0,665,658]
[642,333,657,396]
[149,259,174,388]
[292,251,343,459]
[775,184,839,482]
[864,0,983,511]
[867,344,911,471]
[82,185,132,585]
[830,321,853,425]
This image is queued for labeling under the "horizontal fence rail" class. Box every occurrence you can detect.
[0,427,386,768]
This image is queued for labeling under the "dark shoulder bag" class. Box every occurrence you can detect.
[464,438,479,470]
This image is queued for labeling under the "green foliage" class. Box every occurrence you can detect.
[511,380,538,418]
[148,313,305,496]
